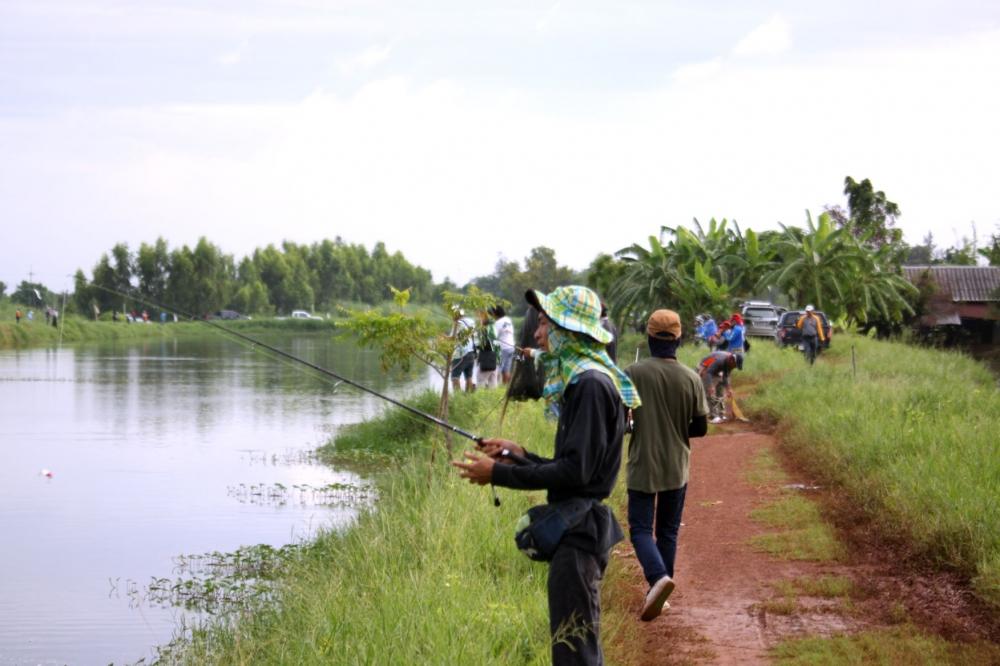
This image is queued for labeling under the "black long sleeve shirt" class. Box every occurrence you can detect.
[492,370,625,503]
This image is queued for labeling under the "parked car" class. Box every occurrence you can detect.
[775,310,832,349]
[208,310,250,320]
[290,310,323,320]
[741,301,785,338]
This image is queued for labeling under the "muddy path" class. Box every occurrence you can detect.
[610,422,1000,665]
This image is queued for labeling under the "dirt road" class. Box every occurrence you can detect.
[611,423,1000,665]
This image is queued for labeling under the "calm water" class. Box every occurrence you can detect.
[0,333,434,665]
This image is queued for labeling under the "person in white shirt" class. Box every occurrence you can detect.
[450,310,477,393]
[491,305,516,385]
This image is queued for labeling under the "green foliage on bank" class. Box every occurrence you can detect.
[176,390,635,665]
[746,335,1000,607]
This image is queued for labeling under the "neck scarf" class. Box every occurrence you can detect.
[540,326,641,416]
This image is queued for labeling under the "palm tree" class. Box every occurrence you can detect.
[609,225,735,331]
[609,234,676,329]
[757,211,867,318]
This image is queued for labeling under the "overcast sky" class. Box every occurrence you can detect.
[2,1,999,292]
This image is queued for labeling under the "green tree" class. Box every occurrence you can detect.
[584,253,629,302]
[726,227,777,298]
[759,211,915,326]
[254,245,304,314]
[940,237,978,265]
[521,246,577,294]
[11,281,51,307]
[904,233,935,265]
[136,238,170,304]
[607,220,745,331]
[609,233,679,330]
[833,176,902,246]
[165,238,235,316]
[758,211,865,318]
[343,286,503,458]
[233,257,272,315]
[980,230,1000,266]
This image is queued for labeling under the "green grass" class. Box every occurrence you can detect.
[772,625,1000,665]
[744,335,1000,606]
[759,575,858,618]
[0,310,344,349]
[750,495,846,562]
[773,575,856,600]
[0,312,196,348]
[746,448,791,486]
[171,388,636,664]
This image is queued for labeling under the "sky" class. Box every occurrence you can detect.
[2,1,999,293]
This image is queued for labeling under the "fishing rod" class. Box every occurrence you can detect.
[87,283,487,445]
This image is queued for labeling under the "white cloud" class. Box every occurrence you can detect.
[2,27,999,289]
[218,38,249,67]
[731,14,792,58]
[672,57,724,85]
[535,1,562,34]
[336,44,393,76]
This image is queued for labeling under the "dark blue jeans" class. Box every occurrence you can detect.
[627,486,687,586]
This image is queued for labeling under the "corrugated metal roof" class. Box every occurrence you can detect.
[903,266,1000,302]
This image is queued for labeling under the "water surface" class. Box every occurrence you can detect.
[0,333,431,665]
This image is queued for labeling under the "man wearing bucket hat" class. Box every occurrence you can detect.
[453,285,641,666]
[624,310,709,621]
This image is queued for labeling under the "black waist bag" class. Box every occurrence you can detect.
[515,498,598,562]
[478,348,498,371]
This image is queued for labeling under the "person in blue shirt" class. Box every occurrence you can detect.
[700,316,718,346]
[723,313,745,369]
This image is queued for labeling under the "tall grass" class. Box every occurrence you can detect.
[745,334,1000,606]
[175,389,636,664]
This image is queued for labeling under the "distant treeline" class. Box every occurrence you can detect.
[70,237,436,317]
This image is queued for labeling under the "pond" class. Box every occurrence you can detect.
[0,333,435,665]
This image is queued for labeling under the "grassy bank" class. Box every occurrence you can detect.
[744,334,1000,607]
[0,312,336,349]
[174,389,638,664]
[0,314,199,348]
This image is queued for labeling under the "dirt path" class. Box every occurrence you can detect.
[611,422,1000,665]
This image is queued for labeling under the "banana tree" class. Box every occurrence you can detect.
[757,211,866,318]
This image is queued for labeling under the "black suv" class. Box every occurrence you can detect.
[775,311,831,349]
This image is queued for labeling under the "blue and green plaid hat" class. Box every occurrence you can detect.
[526,286,612,344]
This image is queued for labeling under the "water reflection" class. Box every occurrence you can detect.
[0,333,430,666]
